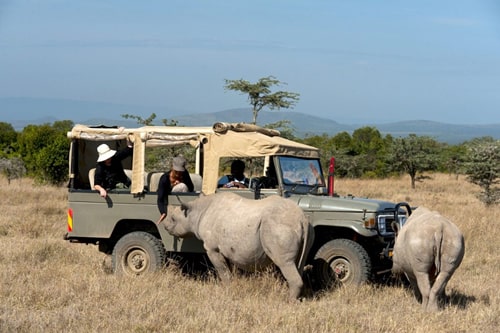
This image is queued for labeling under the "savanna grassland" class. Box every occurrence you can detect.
[0,174,498,332]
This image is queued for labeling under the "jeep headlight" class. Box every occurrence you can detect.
[377,213,407,236]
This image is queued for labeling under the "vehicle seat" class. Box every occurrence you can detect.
[147,172,202,192]
[88,168,96,189]
[147,172,165,192]
[190,173,202,192]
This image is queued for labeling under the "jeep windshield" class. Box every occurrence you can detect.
[277,156,325,194]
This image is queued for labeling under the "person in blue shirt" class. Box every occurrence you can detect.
[218,159,249,189]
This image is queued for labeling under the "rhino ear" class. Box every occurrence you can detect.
[180,202,192,217]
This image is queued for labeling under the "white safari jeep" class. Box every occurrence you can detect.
[65,122,409,288]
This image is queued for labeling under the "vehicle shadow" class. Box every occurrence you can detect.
[164,252,216,281]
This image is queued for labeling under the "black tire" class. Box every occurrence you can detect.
[312,239,371,289]
[112,231,166,276]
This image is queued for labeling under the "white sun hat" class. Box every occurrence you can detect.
[97,144,117,162]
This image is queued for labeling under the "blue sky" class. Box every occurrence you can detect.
[0,0,499,124]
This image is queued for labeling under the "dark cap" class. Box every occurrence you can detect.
[172,156,186,172]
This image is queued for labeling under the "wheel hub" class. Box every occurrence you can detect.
[126,249,148,273]
[331,258,350,281]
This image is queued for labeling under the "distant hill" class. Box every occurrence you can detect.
[174,109,355,136]
[374,120,500,144]
[175,109,500,144]
[0,97,179,130]
[1,97,499,144]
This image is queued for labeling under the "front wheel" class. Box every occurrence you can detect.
[312,238,371,289]
[112,231,166,276]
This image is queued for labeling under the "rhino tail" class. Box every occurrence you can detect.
[297,215,314,274]
[433,228,443,275]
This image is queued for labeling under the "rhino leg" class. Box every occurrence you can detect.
[261,229,304,299]
[276,262,304,301]
[414,271,432,311]
[206,249,232,282]
[428,271,451,311]
[405,273,422,303]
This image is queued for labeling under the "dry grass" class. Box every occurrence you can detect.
[0,174,498,332]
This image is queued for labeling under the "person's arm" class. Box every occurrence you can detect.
[232,179,248,188]
[94,165,108,197]
[156,173,169,222]
[94,184,107,197]
[217,175,229,188]
[183,170,194,192]
[115,145,133,161]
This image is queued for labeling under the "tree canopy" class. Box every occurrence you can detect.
[463,137,499,205]
[16,121,73,185]
[387,134,441,188]
[121,113,178,126]
[224,76,300,125]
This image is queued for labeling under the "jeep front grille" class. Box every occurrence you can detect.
[377,213,407,237]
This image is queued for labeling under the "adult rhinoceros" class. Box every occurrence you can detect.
[392,207,465,311]
[162,192,314,300]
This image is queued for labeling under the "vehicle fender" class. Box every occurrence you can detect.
[311,218,378,238]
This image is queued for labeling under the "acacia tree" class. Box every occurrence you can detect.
[388,134,441,189]
[121,113,189,172]
[121,113,178,126]
[224,76,300,125]
[463,137,499,205]
[264,120,296,140]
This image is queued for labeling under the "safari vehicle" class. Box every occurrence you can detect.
[64,122,409,288]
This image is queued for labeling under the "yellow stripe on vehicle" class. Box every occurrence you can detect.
[67,209,73,232]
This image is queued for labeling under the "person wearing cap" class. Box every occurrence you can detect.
[94,142,133,198]
[156,156,194,223]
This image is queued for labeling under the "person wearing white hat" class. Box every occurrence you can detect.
[94,142,133,198]
[156,156,194,224]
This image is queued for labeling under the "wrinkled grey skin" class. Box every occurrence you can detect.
[163,192,315,300]
[392,207,465,311]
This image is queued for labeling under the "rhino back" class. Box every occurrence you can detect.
[195,193,303,235]
[193,193,306,267]
[194,193,267,252]
[393,207,464,272]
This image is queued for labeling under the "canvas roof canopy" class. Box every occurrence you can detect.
[68,123,320,194]
[202,125,319,193]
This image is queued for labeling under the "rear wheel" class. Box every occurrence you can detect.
[312,238,371,289]
[112,231,166,276]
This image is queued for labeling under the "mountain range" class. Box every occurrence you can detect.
[1,97,499,144]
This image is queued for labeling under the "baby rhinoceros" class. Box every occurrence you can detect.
[162,192,314,301]
[392,207,465,311]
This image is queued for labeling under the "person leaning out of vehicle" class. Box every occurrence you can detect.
[93,136,133,198]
